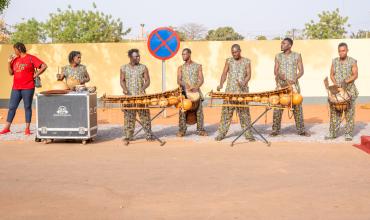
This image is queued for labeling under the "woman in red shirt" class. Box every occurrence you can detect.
[0,42,47,135]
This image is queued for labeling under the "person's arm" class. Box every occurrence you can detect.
[330,62,336,85]
[193,65,204,92]
[120,68,128,94]
[57,67,66,81]
[274,56,285,82]
[35,63,47,78]
[345,61,358,84]
[177,66,183,87]
[294,54,304,83]
[83,66,90,83]
[142,66,150,93]
[240,62,251,88]
[8,57,14,75]
[217,60,229,91]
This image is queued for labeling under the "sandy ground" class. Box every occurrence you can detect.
[0,104,370,219]
[0,140,370,220]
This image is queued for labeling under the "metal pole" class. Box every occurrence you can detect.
[162,60,167,118]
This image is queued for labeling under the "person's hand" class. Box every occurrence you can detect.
[33,72,39,79]
[122,89,128,95]
[56,74,63,81]
[238,80,247,88]
[8,54,16,63]
[340,81,347,89]
[189,87,199,93]
[279,73,286,81]
[217,84,223,91]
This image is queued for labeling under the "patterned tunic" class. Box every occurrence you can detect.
[332,56,358,99]
[181,62,203,99]
[225,57,250,93]
[62,64,88,82]
[275,51,301,92]
[121,64,147,96]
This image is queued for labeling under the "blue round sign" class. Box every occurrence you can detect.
[147,27,180,61]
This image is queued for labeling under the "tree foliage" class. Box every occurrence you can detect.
[10,18,45,44]
[304,8,350,39]
[44,4,131,43]
[205,27,244,41]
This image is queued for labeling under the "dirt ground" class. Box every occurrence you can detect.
[0,104,370,219]
[0,140,369,220]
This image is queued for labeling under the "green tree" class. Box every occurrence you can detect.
[205,27,244,41]
[304,8,350,39]
[256,35,267,40]
[0,0,10,13]
[10,18,46,44]
[44,4,131,43]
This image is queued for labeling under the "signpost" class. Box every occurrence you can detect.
[147,27,181,117]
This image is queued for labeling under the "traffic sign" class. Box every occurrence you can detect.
[147,27,180,60]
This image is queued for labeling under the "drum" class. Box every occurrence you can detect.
[185,90,200,125]
[328,86,351,111]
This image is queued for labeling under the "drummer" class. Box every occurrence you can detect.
[57,51,90,84]
[215,44,254,141]
[176,48,208,137]
[326,43,358,141]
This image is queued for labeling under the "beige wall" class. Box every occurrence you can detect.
[0,39,369,99]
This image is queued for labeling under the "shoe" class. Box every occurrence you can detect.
[197,130,208,136]
[324,135,336,140]
[123,138,131,145]
[147,137,155,142]
[299,131,311,137]
[344,135,353,141]
[215,135,224,141]
[176,131,185,137]
[25,128,31,136]
[270,131,279,137]
[0,128,10,135]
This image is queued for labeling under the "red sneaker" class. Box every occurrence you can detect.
[25,128,31,136]
[0,129,10,135]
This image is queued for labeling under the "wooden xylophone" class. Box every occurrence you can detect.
[208,86,301,109]
[100,87,184,110]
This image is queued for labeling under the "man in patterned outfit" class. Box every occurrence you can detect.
[177,48,208,137]
[271,38,310,137]
[215,44,255,141]
[326,42,358,141]
[120,49,154,144]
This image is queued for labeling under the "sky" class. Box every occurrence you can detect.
[2,0,370,39]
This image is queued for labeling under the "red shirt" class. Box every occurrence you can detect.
[11,54,44,89]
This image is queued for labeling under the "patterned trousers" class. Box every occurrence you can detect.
[329,100,356,138]
[179,101,205,133]
[123,109,152,140]
[216,101,253,139]
[272,104,305,134]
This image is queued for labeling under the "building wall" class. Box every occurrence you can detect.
[0,39,369,99]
